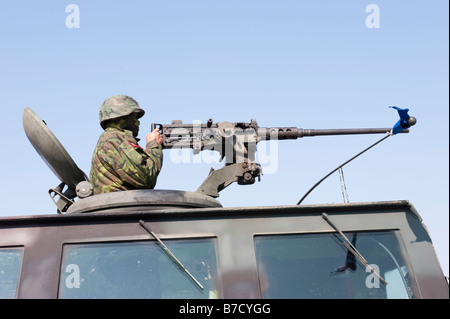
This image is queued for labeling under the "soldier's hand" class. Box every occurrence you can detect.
[147,128,163,145]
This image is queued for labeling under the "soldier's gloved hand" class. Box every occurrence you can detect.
[146,128,163,146]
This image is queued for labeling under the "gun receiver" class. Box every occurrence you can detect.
[154,119,407,198]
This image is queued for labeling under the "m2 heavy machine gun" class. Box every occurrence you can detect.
[152,117,411,198]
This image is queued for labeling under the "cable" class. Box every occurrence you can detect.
[297,133,390,205]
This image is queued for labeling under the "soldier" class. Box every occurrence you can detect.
[90,95,163,194]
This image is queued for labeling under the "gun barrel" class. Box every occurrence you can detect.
[301,128,401,136]
[260,127,408,140]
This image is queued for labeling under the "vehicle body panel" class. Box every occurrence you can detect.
[1,200,447,299]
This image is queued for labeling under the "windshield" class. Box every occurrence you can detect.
[0,247,23,299]
[254,231,413,299]
[59,238,219,299]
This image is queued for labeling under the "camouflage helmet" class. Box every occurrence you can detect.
[99,95,145,129]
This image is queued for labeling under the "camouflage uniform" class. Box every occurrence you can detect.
[90,95,163,194]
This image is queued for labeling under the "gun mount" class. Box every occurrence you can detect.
[153,119,409,197]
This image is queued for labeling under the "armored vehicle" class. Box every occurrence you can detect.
[0,108,447,299]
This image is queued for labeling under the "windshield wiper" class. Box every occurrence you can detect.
[322,213,388,286]
[139,220,204,291]
[330,232,357,275]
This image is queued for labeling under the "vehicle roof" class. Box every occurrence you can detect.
[0,200,421,226]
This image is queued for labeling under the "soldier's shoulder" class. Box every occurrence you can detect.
[99,128,128,140]
[94,128,125,148]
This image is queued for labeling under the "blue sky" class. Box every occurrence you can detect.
[0,1,448,276]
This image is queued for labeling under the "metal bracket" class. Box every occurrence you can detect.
[196,162,262,198]
[48,182,76,214]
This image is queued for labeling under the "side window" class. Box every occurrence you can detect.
[59,238,219,299]
[254,231,414,299]
[0,247,24,299]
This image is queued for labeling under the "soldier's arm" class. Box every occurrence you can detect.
[144,141,163,181]
[141,128,164,187]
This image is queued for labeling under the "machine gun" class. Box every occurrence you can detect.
[152,119,409,198]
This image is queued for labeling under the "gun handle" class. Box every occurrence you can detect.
[151,123,163,134]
